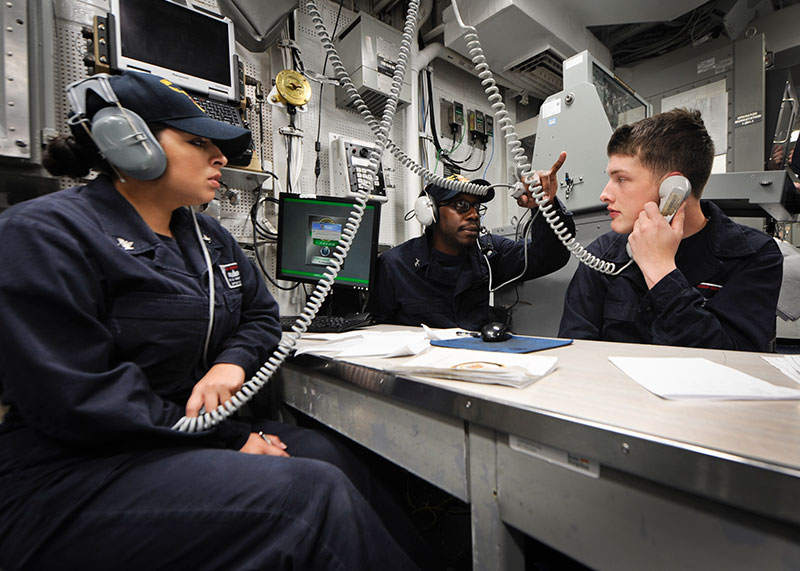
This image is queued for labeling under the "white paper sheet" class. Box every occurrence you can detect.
[294,330,430,358]
[420,324,463,340]
[390,348,558,388]
[762,355,800,385]
[609,357,800,400]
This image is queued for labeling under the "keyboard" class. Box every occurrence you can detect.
[191,94,253,167]
[191,95,245,127]
[280,313,373,333]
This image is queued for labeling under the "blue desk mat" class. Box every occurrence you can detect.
[431,336,573,353]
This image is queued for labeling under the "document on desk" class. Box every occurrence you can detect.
[294,330,430,358]
[389,348,558,388]
[761,355,800,385]
[609,357,800,400]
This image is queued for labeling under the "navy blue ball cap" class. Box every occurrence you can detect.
[424,174,495,204]
[86,71,251,159]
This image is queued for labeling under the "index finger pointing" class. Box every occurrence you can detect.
[548,151,567,175]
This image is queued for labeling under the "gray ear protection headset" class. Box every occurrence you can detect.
[66,74,167,180]
[414,191,438,227]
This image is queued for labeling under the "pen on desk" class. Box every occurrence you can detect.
[456,330,480,338]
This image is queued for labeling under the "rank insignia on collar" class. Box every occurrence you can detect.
[116,237,134,251]
[202,233,212,243]
[414,257,420,269]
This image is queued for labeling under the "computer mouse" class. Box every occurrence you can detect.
[480,321,512,342]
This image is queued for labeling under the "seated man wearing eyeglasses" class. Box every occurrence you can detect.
[371,166,574,331]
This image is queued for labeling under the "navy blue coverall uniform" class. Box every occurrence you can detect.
[371,205,574,330]
[558,200,782,351]
[0,177,418,570]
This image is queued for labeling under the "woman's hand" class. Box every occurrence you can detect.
[185,362,246,417]
[239,432,290,457]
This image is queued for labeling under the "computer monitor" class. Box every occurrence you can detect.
[108,0,238,101]
[276,194,381,290]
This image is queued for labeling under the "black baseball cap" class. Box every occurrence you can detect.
[85,71,251,158]
[424,174,495,204]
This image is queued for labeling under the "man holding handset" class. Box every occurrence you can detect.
[558,108,782,351]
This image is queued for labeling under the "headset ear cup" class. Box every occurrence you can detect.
[91,106,167,180]
[414,194,437,227]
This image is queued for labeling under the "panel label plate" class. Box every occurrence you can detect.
[509,435,600,478]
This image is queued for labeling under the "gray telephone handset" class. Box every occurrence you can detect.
[626,174,692,258]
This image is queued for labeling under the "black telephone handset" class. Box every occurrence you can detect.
[626,174,692,258]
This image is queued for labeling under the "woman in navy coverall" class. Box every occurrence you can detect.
[0,71,419,570]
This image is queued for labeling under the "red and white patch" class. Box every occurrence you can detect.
[219,262,242,289]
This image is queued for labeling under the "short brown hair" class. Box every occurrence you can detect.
[606,108,714,198]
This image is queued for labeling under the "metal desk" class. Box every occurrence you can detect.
[276,329,800,570]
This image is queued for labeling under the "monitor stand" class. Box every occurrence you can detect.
[317,286,366,317]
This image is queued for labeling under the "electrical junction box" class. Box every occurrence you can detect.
[333,13,411,117]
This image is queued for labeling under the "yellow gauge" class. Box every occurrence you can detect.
[274,69,312,107]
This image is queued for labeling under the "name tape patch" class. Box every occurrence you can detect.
[219,262,242,289]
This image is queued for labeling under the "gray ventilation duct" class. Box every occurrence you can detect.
[218,0,298,52]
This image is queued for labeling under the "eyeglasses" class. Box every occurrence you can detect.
[442,199,487,216]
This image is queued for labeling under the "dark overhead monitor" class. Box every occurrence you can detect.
[276,194,381,290]
[108,0,237,101]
